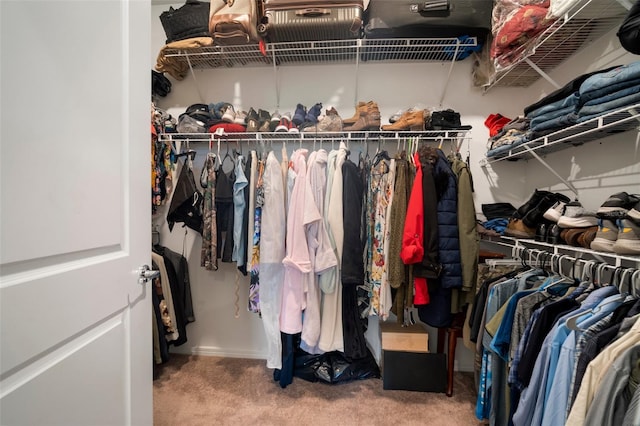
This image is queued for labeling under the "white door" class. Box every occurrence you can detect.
[0,1,152,425]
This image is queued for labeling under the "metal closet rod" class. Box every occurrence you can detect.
[158,130,471,142]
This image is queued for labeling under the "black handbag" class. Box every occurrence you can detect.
[159,0,211,44]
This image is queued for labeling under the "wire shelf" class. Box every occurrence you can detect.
[486,0,629,90]
[158,129,472,144]
[481,103,640,165]
[161,37,479,69]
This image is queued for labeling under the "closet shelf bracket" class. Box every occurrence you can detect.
[524,58,561,90]
[184,51,205,104]
[438,38,461,107]
[523,144,579,198]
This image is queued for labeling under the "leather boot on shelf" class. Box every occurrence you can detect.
[381,110,425,131]
[303,107,343,133]
[343,108,381,131]
[343,101,377,125]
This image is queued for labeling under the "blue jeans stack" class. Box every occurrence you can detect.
[576,61,640,122]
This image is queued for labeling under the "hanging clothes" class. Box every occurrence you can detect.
[417,147,461,329]
[201,153,217,270]
[215,155,235,263]
[281,149,321,334]
[566,312,640,425]
[359,151,372,321]
[450,154,479,311]
[152,126,173,214]
[153,245,194,347]
[152,251,180,343]
[513,285,620,426]
[341,156,368,360]
[259,151,286,369]
[248,156,264,313]
[400,152,429,306]
[318,144,347,353]
[380,158,396,320]
[367,153,393,318]
[238,154,251,276]
[388,154,412,324]
[167,157,203,234]
[301,149,337,354]
[232,154,248,267]
[246,150,258,305]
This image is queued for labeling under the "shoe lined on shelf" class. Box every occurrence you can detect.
[246,108,259,132]
[557,201,598,228]
[343,101,376,126]
[292,104,307,126]
[269,111,282,131]
[381,110,425,131]
[234,110,247,125]
[305,103,323,124]
[303,107,343,133]
[221,104,236,123]
[343,101,380,131]
[628,198,640,222]
[543,200,568,222]
[523,192,571,228]
[504,217,536,239]
[597,192,640,218]
[590,218,619,252]
[514,189,553,220]
[612,218,640,254]
[258,109,271,132]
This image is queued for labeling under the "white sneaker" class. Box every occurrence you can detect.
[234,110,247,125]
[557,201,598,228]
[543,201,566,223]
[222,105,236,123]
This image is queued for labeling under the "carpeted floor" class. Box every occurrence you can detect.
[153,354,481,425]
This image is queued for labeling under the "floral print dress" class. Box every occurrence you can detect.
[201,153,218,271]
[248,159,265,313]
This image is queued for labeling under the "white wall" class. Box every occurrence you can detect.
[151,4,639,372]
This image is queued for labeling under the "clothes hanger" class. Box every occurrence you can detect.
[219,140,234,174]
[565,293,625,331]
[617,268,634,296]
[632,269,640,298]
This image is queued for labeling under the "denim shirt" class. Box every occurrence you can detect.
[232,155,248,265]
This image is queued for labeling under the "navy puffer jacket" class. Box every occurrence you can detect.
[417,147,462,328]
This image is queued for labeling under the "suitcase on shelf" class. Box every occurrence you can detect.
[364,0,492,41]
[257,0,364,42]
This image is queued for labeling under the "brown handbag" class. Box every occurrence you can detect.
[209,0,259,45]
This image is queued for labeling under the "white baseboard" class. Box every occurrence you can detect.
[171,345,268,360]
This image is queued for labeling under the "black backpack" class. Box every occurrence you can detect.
[618,0,640,55]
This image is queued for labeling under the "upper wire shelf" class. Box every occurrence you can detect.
[161,37,479,69]
[485,0,629,90]
[480,103,640,165]
[158,129,472,143]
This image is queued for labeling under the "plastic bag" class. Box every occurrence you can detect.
[293,347,381,384]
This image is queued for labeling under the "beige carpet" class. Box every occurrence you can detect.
[154,354,481,426]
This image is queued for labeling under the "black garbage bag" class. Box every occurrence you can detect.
[293,346,381,385]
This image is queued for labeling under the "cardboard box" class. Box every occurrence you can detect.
[379,321,446,393]
[380,321,429,353]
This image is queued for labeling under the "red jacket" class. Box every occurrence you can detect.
[400,153,429,305]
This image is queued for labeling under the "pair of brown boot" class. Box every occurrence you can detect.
[382,109,425,131]
[343,101,381,131]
